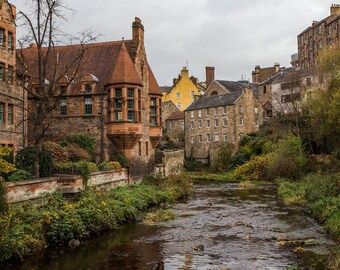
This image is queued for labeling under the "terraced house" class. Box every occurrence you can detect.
[0,0,26,154]
[21,17,162,177]
[184,86,263,164]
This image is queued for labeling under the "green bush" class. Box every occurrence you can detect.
[268,134,307,180]
[233,154,272,181]
[111,154,129,168]
[304,174,339,203]
[8,170,32,182]
[0,179,8,214]
[98,161,122,171]
[231,152,250,167]
[276,179,308,205]
[61,133,96,158]
[39,145,53,178]
[185,160,206,172]
[15,147,36,175]
[213,144,233,173]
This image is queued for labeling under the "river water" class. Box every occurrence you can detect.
[10,181,334,270]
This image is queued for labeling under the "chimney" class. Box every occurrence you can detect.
[132,17,144,60]
[274,63,280,72]
[330,4,340,15]
[252,65,260,83]
[181,66,189,78]
[205,66,215,88]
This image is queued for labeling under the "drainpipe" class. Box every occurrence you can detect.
[99,93,104,163]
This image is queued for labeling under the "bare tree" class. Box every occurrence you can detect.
[16,0,97,177]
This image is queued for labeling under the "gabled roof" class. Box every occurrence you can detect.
[186,91,243,111]
[216,80,244,92]
[273,68,317,84]
[167,111,184,120]
[19,39,161,96]
[109,41,142,86]
[148,65,162,95]
[160,86,172,93]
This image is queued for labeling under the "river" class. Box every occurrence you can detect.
[8,181,334,270]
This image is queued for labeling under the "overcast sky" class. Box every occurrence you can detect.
[13,0,337,85]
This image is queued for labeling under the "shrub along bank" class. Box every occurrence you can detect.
[0,174,192,262]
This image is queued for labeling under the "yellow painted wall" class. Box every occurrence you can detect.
[162,67,201,111]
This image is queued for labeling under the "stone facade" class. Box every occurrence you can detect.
[298,4,340,69]
[154,149,184,177]
[161,100,179,127]
[184,88,263,164]
[165,111,184,147]
[0,1,26,154]
[22,18,162,178]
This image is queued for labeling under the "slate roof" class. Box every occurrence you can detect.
[216,80,244,92]
[273,69,316,84]
[19,39,161,96]
[186,91,243,111]
[166,111,184,120]
[160,86,172,93]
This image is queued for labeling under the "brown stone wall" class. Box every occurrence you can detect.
[185,89,263,164]
[165,118,184,147]
[162,101,179,127]
[0,1,25,153]
[204,81,228,96]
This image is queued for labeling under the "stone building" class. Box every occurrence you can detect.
[184,88,263,164]
[252,63,281,84]
[21,18,162,177]
[161,100,179,128]
[0,0,26,154]
[161,67,204,111]
[298,4,340,69]
[270,69,320,115]
[165,111,184,147]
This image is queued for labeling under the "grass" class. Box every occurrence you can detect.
[0,174,192,262]
[185,171,235,182]
[143,209,175,223]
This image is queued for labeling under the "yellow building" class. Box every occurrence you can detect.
[161,67,204,111]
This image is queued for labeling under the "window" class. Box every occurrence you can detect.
[223,118,227,127]
[0,28,4,47]
[190,121,194,129]
[60,98,67,116]
[190,111,194,118]
[191,136,194,144]
[223,133,227,142]
[176,93,181,98]
[198,110,202,118]
[85,84,92,93]
[214,133,219,142]
[84,97,92,115]
[223,106,227,114]
[177,103,181,109]
[127,88,134,98]
[255,117,259,127]
[0,63,4,81]
[150,97,157,126]
[214,107,218,115]
[214,119,219,127]
[239,117,244,126]
[115,111,123,121]
[115,88,122,98]
[138,141,142,156]
[198,120,202,129]
[127,99,134,109]
[199,135,202,142]
[206,109,210,116]
[240,133,244,140]
[206,119,210,128]
[239,105,243,114]
[191,91,195,97]
[206,134,211,142]
[115,99,123,109]
[0,103,4,123]
[59,85,67,94]
[7,104,13,124]
[145,142,148,156]
[8,32,13,50]
[7,65,12,83]
[263,85,267,94]
[128,110,135,122]
[169,121,173,130]
[254,107,258,114]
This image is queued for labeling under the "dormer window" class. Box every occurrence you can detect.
[85,84,92,93]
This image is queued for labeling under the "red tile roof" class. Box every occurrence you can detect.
[19,39,160,95]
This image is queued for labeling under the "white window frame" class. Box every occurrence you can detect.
[215,119,219,127]
[214,133,219,142]
[206,108,210,116]
[206,119,210,128]
[190,111,194,118]
[214,107,218,115]
[190,121,194,129]
[223,118,227,127]
[206,134,211,142]
[239,117,244,126]
[198,120,202,129]
[198,110,202,118]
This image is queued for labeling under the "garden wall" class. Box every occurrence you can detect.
[155,150,184,177]
[6,169,129,203]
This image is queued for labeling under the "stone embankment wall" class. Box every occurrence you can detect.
[6,169,129,203]
[155,150,184,177]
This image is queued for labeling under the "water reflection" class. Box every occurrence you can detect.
[6,182,334,270]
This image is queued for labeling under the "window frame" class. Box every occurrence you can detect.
[84,97,93,116]
[60,98,67,116]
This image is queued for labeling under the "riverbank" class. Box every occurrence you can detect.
[0,174,193,263]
